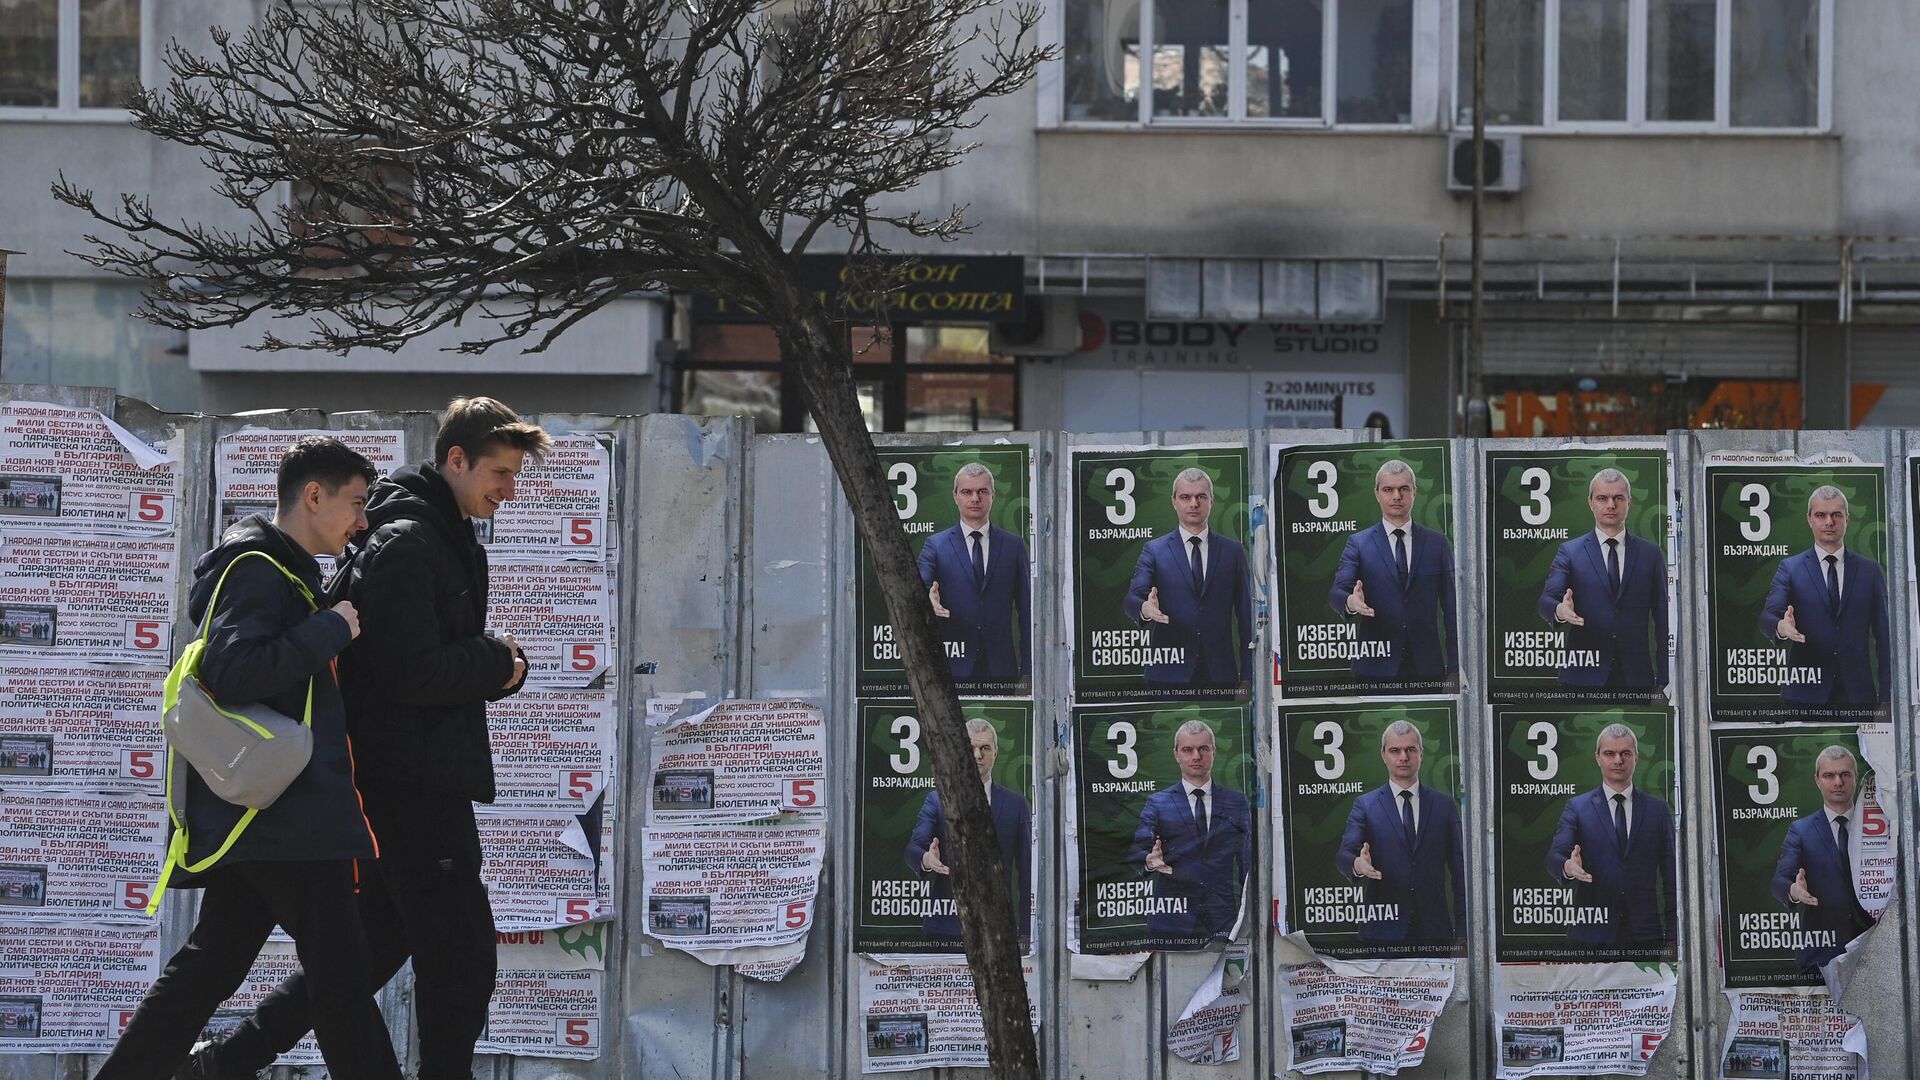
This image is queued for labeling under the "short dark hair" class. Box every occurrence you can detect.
[434,396,552,466]
[276,436,378,510]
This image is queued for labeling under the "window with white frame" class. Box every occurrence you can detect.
[1064,0,1413,125]
[1455,0,1825,129]
[0,0,142,113]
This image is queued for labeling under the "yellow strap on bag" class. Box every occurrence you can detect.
[148,550,318,915]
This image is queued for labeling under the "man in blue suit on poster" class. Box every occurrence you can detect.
[919,462,1030,685]
[1756,486,1890,706]
[1537,468,1670,692]
[1543,724,1678,951]
[1335,720,1466,950]
[1127,719,1253,944]
[1122,468,1252,691]
[905,718,1032,947]
[1771,745,1879,969]
[1329,459,1458,684]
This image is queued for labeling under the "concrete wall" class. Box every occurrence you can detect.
[194,371,660,417]
[1832,0,1920,233]
[2,0,258,279]
[1022,131,1844,257]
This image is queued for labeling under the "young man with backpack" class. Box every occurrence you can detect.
[193,398,550,1080]
[100,437,399,1080]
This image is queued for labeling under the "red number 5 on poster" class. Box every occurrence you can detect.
[782,778,818,811]
[129,491,173,524]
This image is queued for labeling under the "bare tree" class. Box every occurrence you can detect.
[56,0,1044,1073]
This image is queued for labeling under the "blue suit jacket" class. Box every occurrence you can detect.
[1335,783,1465,946]
[1757,548,1890,705]
[1328,522,1458,679]
[1126,783,1253,940]
[1543,786,1677,947]
[917,523,1030,682]
[1122,531,1253,687]
[1536,532,1669,689]
[904,784,1032,943]
[1770,810,1876,968]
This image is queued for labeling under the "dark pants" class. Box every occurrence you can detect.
[220,793,496,1080]
[95,859,398,1080]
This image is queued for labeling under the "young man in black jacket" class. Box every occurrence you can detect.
[199,398,549,1080]
[101,438,399,1080]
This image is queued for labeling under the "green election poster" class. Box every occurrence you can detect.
[857,445,1033,696]
[1275,700,1465,959]
[1703,463,1889,720]
[1483,447,1672,703]
[1071,701,1254,953]
[855,699,1034,954]
[1493,705,1678,963]
[1711,724,1894,988]
[1069,447,1252,701]
[1271,440,1457,699]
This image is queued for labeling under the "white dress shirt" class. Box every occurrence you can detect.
[1600,781,1634,838]
[1177,526,1210,579]
[1388,779,1421,833]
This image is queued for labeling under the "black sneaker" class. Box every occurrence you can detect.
[174,1037,261,1080]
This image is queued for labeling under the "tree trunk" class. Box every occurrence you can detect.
[774,305,1040,1079]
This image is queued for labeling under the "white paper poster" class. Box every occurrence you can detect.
[477,810,613,931]
[478,925,607,1060]
[0,402,178,536]
[0,792,166,922]
[0,662,164,792]
[858,958,1040,1074]
[641,821,825,954]
[0,919,163,1053]
[481,433,613,563]
[488,686,616,813]
[1853,724,1899,918]
[1168,945,1250,1065]
[0,531,178,662]
[214,428,405,534]
[1721,990,1867,1080]
[486,564,614,688]
[735,948,808,983]
[1494,963,1678,1077]
[648,700,826,825]
[1278,958,1456,1075]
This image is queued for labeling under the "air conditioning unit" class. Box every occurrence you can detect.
[1446,133,1523,194]
[990,296,1082,356]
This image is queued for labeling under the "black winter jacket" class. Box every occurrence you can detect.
[336,463,520,804]
[175,516,376,878]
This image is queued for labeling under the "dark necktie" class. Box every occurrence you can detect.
[1392,528,1409,582]
[1825,554,1840,615]
[1189,535,1204,593]
[1836,815,1868,919]
[1191,788,1208,837]
[969,530,986,591]
[1605,538,1621,600]
[1613,792,1628,853]
[1399,789,1416,846]
[1835,815,1853,881]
